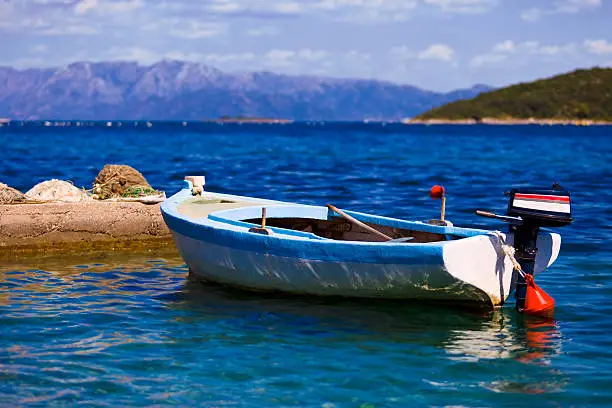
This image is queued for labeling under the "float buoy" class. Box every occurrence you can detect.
[429,185,447,221]
[523,274,555,316]
[429,185,445,199]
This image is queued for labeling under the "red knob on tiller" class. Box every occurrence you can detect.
[430,185,445,199]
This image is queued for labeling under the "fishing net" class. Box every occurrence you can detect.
[0,182,26,204]
[92,164,155,200]
[26,179,91,202]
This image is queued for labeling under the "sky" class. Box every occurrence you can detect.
[1,0,611,91]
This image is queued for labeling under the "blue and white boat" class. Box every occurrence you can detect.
[161,177,572,309]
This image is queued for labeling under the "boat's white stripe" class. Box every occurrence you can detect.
[513,199,571,213]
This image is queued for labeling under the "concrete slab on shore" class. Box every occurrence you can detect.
[0,201,174,261]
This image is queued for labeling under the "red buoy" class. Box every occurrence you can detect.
[430,185,445,199]
[523,274,555,316]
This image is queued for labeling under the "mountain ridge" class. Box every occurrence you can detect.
[0,60,492,121]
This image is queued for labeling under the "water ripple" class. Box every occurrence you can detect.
[1,124,611,406]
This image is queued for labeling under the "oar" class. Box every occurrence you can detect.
[326,204,392,241]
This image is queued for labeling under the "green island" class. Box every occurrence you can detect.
[410,67,612,125]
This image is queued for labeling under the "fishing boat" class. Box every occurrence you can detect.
[160,176,572,311]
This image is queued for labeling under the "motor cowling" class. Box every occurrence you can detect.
[506,182,572,227]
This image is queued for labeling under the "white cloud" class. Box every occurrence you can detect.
[163,51,206,62]
[168,21,226,39]
[139,17,227,38]
[30,45,49,53]
[0,10,101,36]
[521,0,601,22]
[99,47,334,71]
[345,50,371,61]
[246,26,279,37]
[470,53,508,68]
[2,17,48,30]
[0,57,48,68]
[520,8,541,21]
[263,48,329,67]
[556,0,601,13]
[492,40,516,53]
[271,2,303,14]
[391,43,456,63]
[315,0,417,12]
[156,0,424,23]
[104,48,256,65]
[166,0,302,16]
[318,0,419,22]
[74,0,97,14]
[208,1,242,13]
[424,0,498,13]
[471,40,577,68]
[584,39,612,55]
[0,0,498,43]
[390,46,413,59]
[539,44,575,56]
[417,44,455,62]
[264,49,295,66]
[297,49,328,61]
[202,52,257,63]
[40,24,99,35]
[107,47,161,64]
[75,0,143,14]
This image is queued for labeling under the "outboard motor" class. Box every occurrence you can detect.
[476,183,573,312]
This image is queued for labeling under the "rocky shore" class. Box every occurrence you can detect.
[0,165,174,261]
[404,118,612,126]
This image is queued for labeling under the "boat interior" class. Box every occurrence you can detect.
[177,196,465,243]
[242,216,447,243]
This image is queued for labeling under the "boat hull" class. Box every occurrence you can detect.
[171,231,496,305]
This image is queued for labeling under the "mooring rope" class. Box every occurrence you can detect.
[492,231,527,279]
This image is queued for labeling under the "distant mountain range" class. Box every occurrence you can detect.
[0,61,492,121]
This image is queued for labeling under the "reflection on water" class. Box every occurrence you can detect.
[444,313,561,363]
[0,253,573,405]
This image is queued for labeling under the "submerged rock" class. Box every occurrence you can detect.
[92,164,156,200]
[0,182,27,204]
[26,179,91,203]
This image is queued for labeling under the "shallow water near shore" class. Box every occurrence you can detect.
[1,123,611,406]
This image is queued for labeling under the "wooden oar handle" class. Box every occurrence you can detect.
[326,204,393,241]
[475,210,497,218]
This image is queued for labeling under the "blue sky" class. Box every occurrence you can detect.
[1,0,611,91]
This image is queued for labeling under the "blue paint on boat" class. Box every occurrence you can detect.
[160,184,490,265]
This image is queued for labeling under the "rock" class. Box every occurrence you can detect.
[93,164,153,200]
[26,179,91,203]
[0,183,27,204]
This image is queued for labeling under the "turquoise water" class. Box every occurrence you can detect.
[1,123,611,406]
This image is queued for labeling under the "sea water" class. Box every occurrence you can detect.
[1,123,611,407]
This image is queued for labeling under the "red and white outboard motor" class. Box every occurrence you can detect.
[477,182,573,313]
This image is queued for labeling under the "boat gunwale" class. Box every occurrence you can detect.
[160,184,496,257]
[162,188,493,242]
